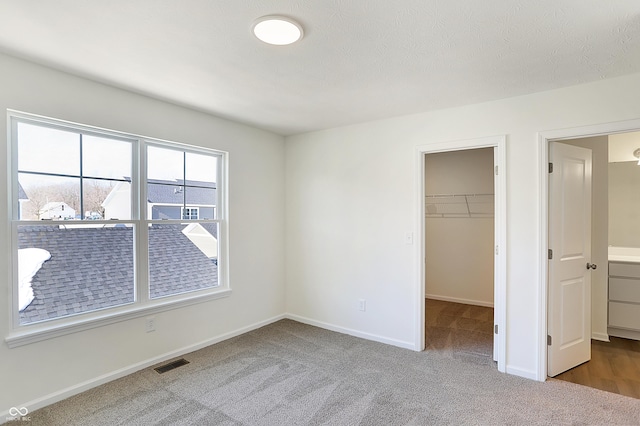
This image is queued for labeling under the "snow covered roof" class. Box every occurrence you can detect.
[39,201,75,212]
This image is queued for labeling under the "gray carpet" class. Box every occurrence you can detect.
[30,319,640,425]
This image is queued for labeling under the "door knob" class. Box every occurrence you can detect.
[586,263,597,270]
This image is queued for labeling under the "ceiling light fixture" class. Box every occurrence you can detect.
[634,148,640,165]
[252,15,303,45]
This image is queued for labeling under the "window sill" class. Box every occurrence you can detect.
[5,288,232,348]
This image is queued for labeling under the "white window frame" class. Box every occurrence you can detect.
[5,110,230,348]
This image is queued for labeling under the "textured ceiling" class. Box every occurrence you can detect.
[0,1,639,135]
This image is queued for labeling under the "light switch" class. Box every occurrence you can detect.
[405,232,413,245]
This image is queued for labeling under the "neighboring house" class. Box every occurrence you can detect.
[17,182,28,220]
[39,202,76,220]
[102,178,216,220]
[84,211,103,220]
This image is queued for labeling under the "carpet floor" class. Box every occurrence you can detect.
[28,319,640,425]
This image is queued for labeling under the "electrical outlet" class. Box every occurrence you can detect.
[145,317,155,333]
[358,299,366,312]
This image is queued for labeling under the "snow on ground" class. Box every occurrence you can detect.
[18,248,51,311]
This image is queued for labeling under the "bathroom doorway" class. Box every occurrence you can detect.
[541,123,640,397]
[554,132,640,398]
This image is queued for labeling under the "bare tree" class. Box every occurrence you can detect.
[21,186,50,220]
[21,180,115,220]
[84,180,114,218]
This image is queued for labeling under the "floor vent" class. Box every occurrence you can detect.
[154,358,190,374]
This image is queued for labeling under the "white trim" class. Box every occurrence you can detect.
[537,117,640,382]
[506,365,539,381]
[425,294,494,308]
[591,332,610,342]
[286,313,416,350]
[6,114,16,334]
[0,314,285,420]
[415,135,507,373]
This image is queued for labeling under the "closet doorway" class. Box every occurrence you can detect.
[415,135,506,373]
[424,148,495,364]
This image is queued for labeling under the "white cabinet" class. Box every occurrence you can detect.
[608,261,640,340]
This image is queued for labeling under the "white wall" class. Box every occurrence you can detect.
[424,148,494,306]
[564,136,609,341]
[285,72,640,378]
[0,53,285,413]
[609,161,640,247]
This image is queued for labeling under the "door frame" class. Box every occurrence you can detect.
[415,135,506,373]
[537,118,640,381]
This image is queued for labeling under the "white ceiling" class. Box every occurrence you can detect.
[609,132,640,162]
[0,1,639,135]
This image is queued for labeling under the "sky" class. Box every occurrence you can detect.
[17,122,218,189]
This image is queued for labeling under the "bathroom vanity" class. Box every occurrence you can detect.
[608,247,640,341]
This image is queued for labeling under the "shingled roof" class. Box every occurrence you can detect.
[146,179,216,205]
[18,224,218,324]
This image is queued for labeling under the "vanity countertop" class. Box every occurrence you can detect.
[609,246,640,263]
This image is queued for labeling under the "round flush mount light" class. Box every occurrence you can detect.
[252,15,303,45]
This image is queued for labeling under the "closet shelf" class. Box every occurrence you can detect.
[425,193,494,218]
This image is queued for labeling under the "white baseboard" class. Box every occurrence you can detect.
[425,294,494,308]
[285,313,416,350]
[591,332,609,342]
[0,314,286,422]
[506,365,540,381]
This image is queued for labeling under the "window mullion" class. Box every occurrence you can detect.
[136,139,150,303]
[182,151,187,218]
[79,134,84,219]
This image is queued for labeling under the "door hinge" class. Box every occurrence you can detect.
[547,335,552,346]
[548,249,553,260]
[495,245,499,255]
[494,324,498,334]
[495,165,499,176]
[549,162,553,173]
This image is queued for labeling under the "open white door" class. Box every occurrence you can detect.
[548,142,593,377]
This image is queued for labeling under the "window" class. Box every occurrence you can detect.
[8,112,227,342]
[182,208,199,220]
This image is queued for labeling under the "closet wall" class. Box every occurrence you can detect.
[425,148,494,306]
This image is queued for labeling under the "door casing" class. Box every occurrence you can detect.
[415,135,506,373]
